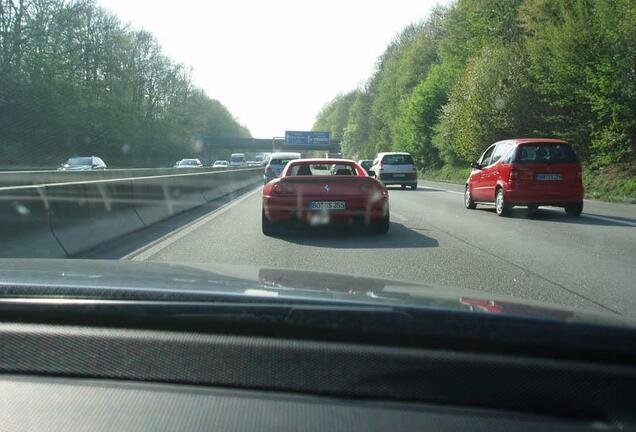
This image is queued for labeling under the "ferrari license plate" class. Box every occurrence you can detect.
[309,201,346,210]
[535,173,563,181]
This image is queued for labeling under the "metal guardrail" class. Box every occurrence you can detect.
[0,167,246,187]
[0,168,263,258]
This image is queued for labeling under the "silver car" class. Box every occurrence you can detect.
[58,156,107,171]
[370,152,417,189]
[263,152,301,184]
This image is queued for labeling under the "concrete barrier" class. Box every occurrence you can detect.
[0,187,67,258]
[46,181,146,256]
[0,168,261,258]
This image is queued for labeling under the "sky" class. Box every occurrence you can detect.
[98,0,445,138]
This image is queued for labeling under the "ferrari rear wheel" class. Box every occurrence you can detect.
[262,209,277,236]
[371,214,390,235]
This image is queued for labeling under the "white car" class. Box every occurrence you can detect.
[212,160,230,168]
[229,153,247,168]
[263,152,301,184]
[370,152,417,189]
[174,158,203,168]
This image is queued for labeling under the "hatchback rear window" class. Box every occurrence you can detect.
[515,144,578,163]
[382,154,414,165]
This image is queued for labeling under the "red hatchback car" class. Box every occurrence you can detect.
[465,138,583,217]
[262,159,389,235]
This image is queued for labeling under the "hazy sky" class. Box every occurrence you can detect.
[98,0,445,137]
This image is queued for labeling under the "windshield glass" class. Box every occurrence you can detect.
[67,157,93,166]
[0,0,634,335]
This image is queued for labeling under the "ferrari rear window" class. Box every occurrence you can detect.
[289,164,357,176]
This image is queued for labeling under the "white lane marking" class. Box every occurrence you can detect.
[391,211,408,222]
[419,185,463,195]
[123,187,261,261]
[582,214,636,227]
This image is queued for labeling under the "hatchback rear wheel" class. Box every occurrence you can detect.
[495,188,511,217]
[565,202,583,217]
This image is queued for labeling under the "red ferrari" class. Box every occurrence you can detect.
[262,159,389,235]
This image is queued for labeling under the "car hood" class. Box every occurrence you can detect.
[0,259,631,328]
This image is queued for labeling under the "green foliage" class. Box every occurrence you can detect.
[342,91,373,159]
[393,62,458,167]
[312,91,358,141]
[434,44,541,163]
[314,0,635,176]
[520,0,636,164]
[0,0,249,168]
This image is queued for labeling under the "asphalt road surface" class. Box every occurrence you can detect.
[85,180,636,317]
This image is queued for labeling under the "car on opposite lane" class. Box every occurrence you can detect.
[370,152,417,190]
[262,158,390,235]
[212,160,230,168]
[263,152,301,184]
[230,153,247,168]
[58,156,107,171]
[465,138,584,217]
[174,158,203,168]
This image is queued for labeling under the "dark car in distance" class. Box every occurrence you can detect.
[465,138,583,217]
[58,156,107,171]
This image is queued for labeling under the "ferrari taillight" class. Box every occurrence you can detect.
[273,183,295,195]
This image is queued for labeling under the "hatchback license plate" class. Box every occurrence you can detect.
[393,173,405,178]
[535,173,562,181]
[309,201,346,210]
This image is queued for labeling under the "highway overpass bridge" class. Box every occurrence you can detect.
[199,136,341,154]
